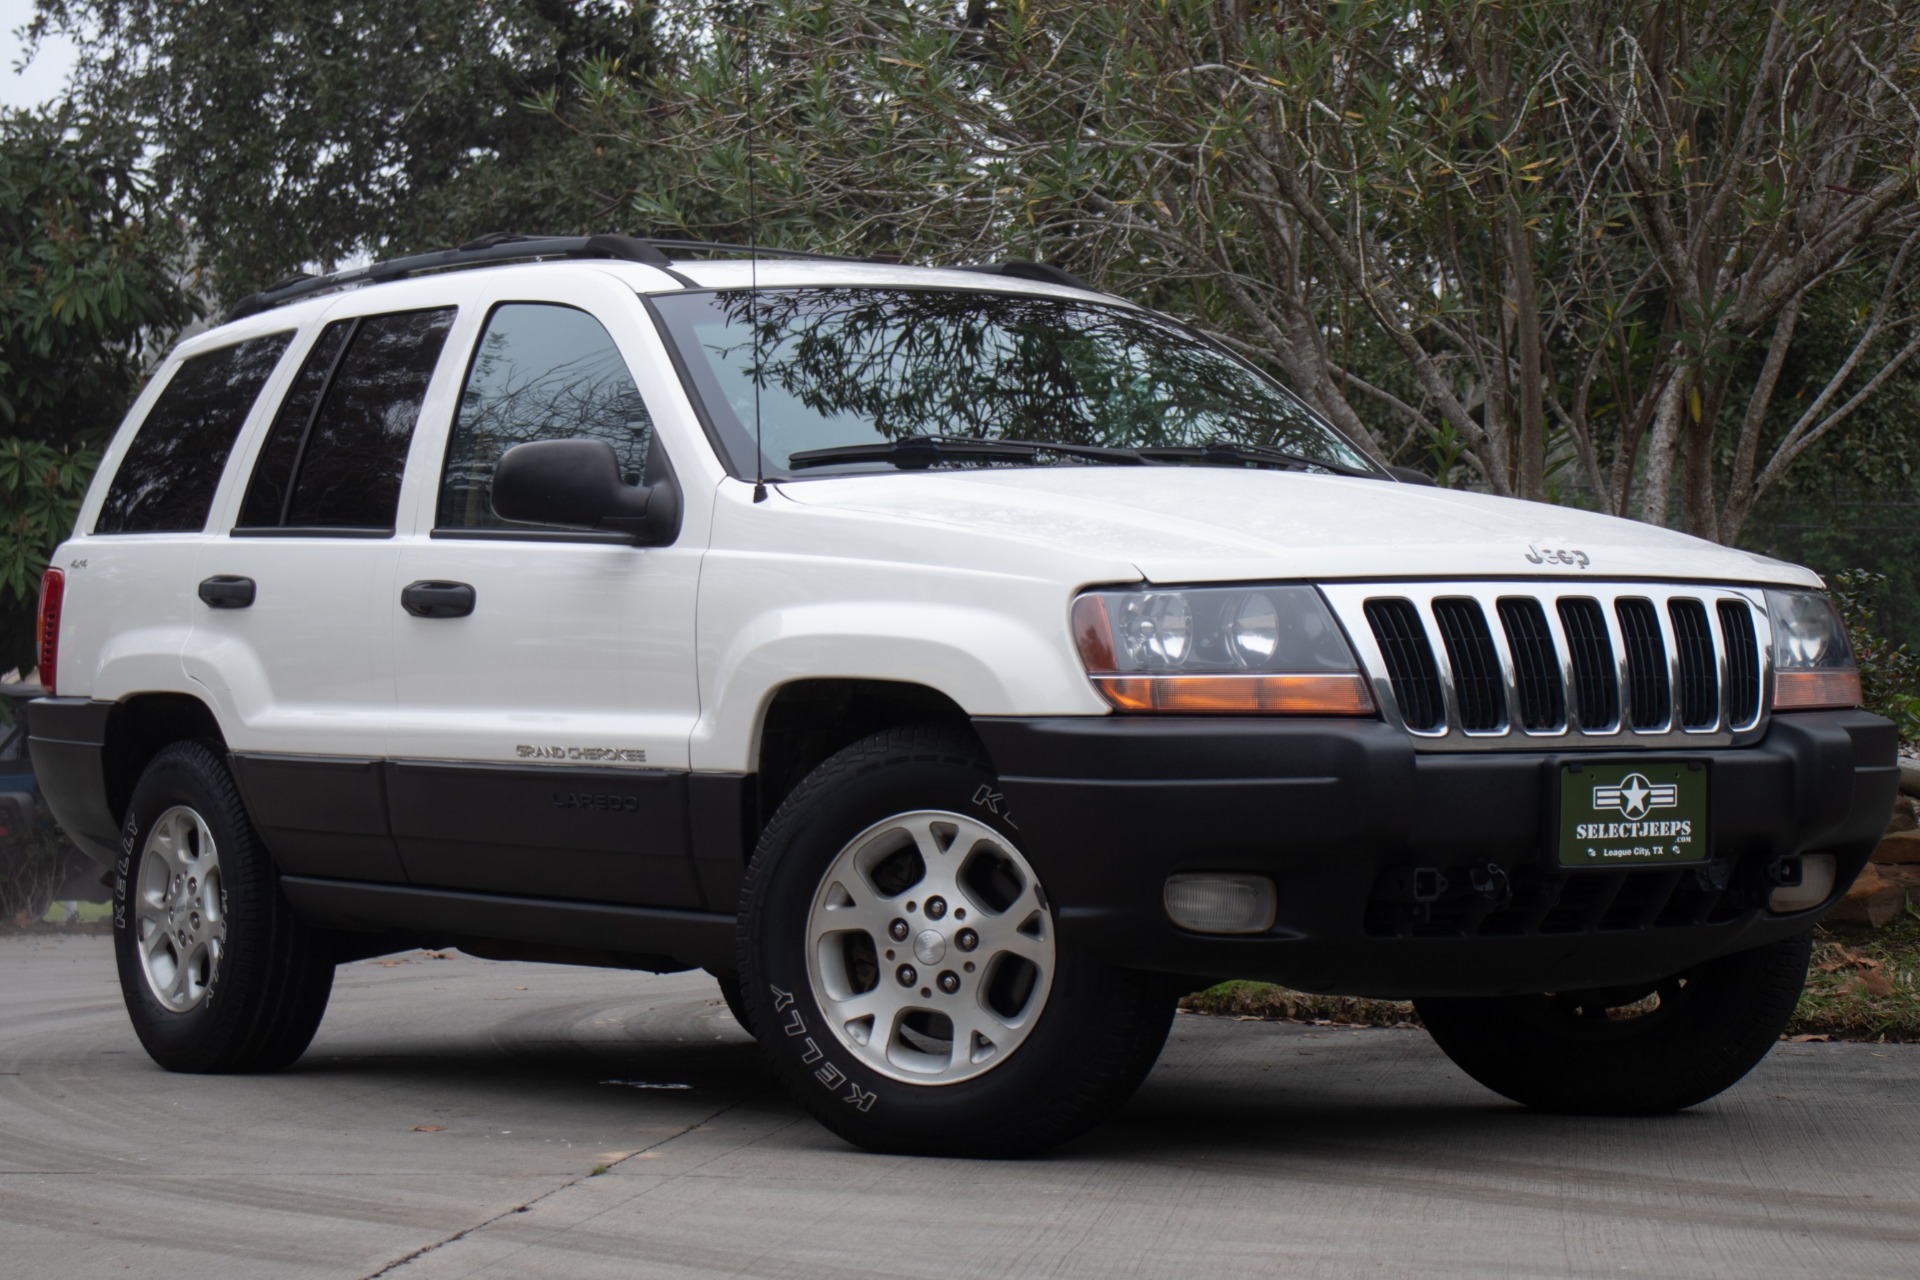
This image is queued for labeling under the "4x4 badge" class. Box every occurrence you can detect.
[1592,772,1678,821]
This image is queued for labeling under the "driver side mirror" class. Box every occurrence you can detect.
[491,438,682,545]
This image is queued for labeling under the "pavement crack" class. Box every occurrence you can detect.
[359,1089,770,1280]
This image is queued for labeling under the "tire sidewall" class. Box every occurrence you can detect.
[740,744,1114,1152]
[113,743,262,1068]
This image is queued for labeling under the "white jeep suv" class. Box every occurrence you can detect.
[28,235,1895,1156]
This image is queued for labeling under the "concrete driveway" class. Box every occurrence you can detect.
[4,932,1916,1278]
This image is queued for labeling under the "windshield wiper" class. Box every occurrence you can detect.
[787,435,1146,471]
[1135,439,1378,478]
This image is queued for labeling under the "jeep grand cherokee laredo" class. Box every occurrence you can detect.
[28,234,1895,1157]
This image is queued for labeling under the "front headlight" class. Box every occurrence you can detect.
[1071,584,1375,714]
[1765,588,1861,711]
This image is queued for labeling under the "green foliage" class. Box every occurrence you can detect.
[569,0,1920,540]
[0,109,194,445]
[0,109,193,670]
[30,0,669,301]
[0,439,96,605]
[1829,569,1920,743]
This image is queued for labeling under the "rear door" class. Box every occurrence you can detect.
[62,331,295,705]
[383,283,706,908]
[188,306,458,884]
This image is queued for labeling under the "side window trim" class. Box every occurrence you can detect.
[274,315,363,529]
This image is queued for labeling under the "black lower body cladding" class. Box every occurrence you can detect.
[973,709,1897,999]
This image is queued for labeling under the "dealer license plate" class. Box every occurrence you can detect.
[1558,761,1707,869]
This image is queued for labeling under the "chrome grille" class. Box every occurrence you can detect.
[1322,583,1772,750]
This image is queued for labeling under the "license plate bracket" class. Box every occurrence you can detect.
[1557,760,1708,870]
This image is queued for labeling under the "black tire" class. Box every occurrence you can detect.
[1414,930,1813,1115]
[113,741,335,1073]
[737,725,1175,1158]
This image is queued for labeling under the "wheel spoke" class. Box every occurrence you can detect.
[902,814,957,871]
[824,986,904,1047]
[815,876,898,939]
[987,917,1051,968]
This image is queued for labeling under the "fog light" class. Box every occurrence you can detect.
[1164,874,1277,934]
[1768,854,1836,913]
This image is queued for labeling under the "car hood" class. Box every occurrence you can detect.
[776,467,1820,587]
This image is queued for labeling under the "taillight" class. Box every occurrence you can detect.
[36,568,64,697]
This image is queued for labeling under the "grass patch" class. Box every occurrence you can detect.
[1179,979,1420,1029]
[1181,913,1920,1042]
[1795,913,1920,1041]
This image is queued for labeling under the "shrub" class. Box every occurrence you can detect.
[1830,569,1920,744]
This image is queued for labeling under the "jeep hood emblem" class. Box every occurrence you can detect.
[1524,544,1590,569]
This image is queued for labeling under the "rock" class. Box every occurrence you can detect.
[1900,757,1920,798]
[1828,863,1908,928]
[1877,863,1920,895]
[1872,829,1920,864]
[1891,795,1920,833]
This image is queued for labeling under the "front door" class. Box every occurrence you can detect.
[385,298,706,908]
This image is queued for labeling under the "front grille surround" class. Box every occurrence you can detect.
[1322,582,1773,751]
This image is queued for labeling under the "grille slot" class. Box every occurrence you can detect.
[1718,599,1762,726]
[1364,599,1445,731]
[1557,599,1620,731]
[1325,583,1770,750]
[1497,597,1565,730]
[1670,599,1719,729]
[1616,598,1671,730]
[1432,599,1505,731]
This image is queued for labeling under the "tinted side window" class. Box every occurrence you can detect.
[237,320,354,528]
[279,308,454,529]
[437,304,654,530]
[94,333,293,534]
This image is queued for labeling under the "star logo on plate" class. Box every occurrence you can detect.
[1592,772,1678,820]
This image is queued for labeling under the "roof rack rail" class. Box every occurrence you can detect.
[222,233,897,322]
[223,234,687,322]
[953,261,1098,293]
[222,235,1102,324]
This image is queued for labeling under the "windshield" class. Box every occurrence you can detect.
[649,287,1377,478]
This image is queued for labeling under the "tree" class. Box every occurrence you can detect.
[574,0,1920,542]
[0,108,196,672]
[26,0,670,302]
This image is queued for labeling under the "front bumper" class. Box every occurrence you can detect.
[973,709,1896,998]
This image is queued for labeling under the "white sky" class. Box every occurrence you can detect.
[1,0,78,112]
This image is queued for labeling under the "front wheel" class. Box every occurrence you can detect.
[738,726,1175,1157]
[1414,931,1813,1115]
[113,741,335,1072]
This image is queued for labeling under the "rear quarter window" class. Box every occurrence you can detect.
[93,332,294,534]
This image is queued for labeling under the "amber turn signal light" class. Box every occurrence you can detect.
[1773,669,1862,711]
[1093,673,1375,715]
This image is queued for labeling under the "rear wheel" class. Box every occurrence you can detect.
[1414,931,1812,1115]
[738,726,1175,1157]
[113,741,335,1072]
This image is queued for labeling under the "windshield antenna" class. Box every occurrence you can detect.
[745,18,767,504]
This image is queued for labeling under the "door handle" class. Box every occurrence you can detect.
[197,575,256,609]
[401,580,476,619]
